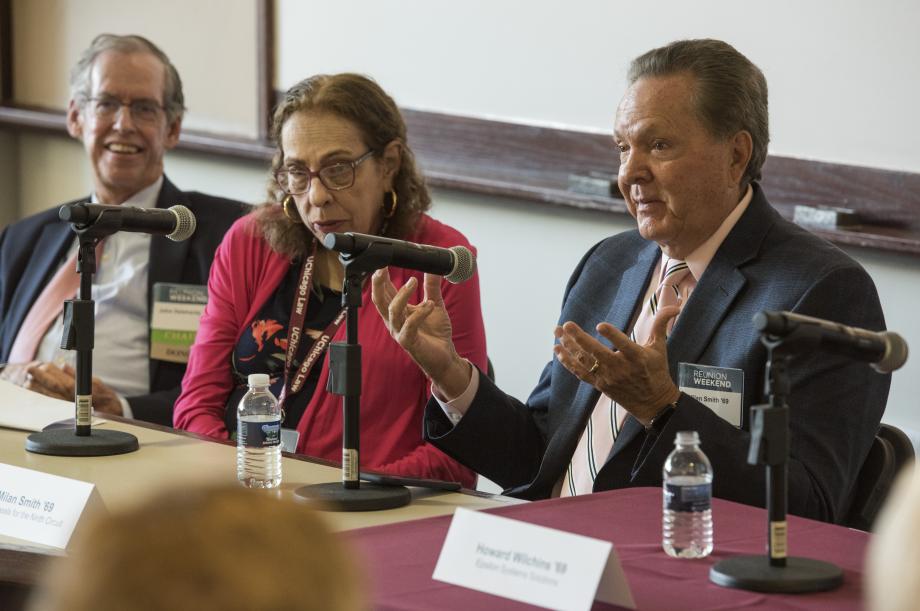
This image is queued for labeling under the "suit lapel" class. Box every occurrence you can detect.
[585,242,659,458]
[608,186,775,463]
[664,263,746,371]
[1,223,74,356]
[604,242,659,333]
[666,186,773,376]
[146,177,190,385]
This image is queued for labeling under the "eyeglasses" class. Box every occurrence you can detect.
[274,149,376,195]
[86,95,165,124]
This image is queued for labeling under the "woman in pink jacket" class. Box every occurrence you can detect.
[173,74,486,487]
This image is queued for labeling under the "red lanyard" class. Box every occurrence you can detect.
[279,244,346,406]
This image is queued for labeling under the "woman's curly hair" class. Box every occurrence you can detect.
[255,73,431,258]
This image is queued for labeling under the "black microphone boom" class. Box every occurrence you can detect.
[754,310,908,373]
[323,232,476,284]
[59,203,197,242]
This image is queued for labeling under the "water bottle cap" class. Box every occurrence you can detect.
[247,373,270,387]
[675,430,700,445]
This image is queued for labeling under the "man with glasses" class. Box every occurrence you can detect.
[0,34,246,425]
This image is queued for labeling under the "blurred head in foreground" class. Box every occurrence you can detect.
[866,465,919,611]
[30,486,365,611]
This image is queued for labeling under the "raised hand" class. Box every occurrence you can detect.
[371,268,471,399]
[553,305,681,424]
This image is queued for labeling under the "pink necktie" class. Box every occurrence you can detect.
[561,258,694,496]
[8,241,104,363]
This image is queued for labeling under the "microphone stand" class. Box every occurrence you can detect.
[710,324,842,593]
[25,213,139,456]
[295,242,411,511]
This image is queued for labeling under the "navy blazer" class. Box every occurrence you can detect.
[425,184,890,523]
[0,177,247,425]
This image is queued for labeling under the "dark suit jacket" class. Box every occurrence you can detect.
[0,177,247,425]
[424,184,890,523]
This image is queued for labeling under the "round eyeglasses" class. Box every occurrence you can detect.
[274,149,376,195]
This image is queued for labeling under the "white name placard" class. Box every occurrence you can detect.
[0,463,102,549]
[433,507,634,611]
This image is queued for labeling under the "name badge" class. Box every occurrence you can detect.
[433,507,635,611]
[0,463,104,549]
[678,362,744,427]
[280,428,300,453]
[150,282,208,364]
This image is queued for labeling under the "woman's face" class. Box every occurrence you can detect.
[280,110,399,243]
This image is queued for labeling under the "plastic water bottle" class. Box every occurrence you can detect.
[237,373,282,488]
[662,430,713,558]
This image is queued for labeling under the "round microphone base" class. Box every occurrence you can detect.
[710,555,843,593]
[25,428,139,457]
[294,481,411,512]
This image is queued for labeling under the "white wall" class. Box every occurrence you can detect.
[430,189,634,400]
[278,0,920,173]
[845,248,920,438]
[12,0,260,138]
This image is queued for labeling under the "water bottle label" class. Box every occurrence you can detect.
[238,419,281,449]
[665,483,712,512]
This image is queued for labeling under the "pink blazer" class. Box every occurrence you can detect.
[174,212,487,487]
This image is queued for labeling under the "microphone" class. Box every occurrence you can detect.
[59,203,197,242]
[323,232,476,284]
[754,310,908,373]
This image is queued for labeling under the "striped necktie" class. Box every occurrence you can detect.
[561,258,693,496]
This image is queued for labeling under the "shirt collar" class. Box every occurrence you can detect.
[90,176,163,209]
[684,184,753,282]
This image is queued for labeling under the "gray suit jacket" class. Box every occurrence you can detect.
[424,184,889,523]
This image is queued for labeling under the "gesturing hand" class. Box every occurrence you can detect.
[553,305,682,425]
[371,268,471,399]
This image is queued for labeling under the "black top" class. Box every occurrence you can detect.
[226,259,342,433]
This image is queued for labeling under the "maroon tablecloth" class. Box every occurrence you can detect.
[344,487,868,610]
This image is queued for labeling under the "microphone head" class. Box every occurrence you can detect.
[167,205,196,241]
[445,246,476,284]
[872,331,909,374]
[323,232,355,253]
[58,203,84,223]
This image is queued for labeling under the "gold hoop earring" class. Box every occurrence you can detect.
[383,191,398,218]
[282,196,302,223]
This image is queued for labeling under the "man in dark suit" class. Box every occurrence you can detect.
[371,39,890,523]
[0,34,246,426]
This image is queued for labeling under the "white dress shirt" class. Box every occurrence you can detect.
[36,178,163,416]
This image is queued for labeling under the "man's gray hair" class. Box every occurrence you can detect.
[69,33,185,124]
[628,39,769,188]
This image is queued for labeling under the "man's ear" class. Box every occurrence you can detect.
[729,130,754,185]
[380,139,402,184]
[66,99,84,139]
[164,116,182,149]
